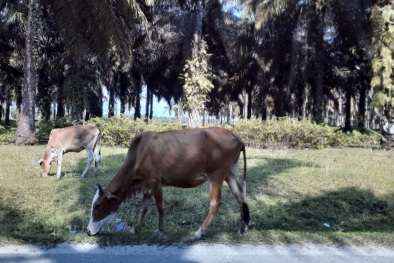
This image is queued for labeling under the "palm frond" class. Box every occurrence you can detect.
[49,0,149,64]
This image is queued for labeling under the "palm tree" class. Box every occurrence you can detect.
[370,1,394,127]
[10,0,151,144]
[13,0,41,145]
[242,0,375,125]
[0,5,24,126]
[36,5,66,122]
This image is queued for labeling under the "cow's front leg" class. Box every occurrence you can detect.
[56,153,63,179]
[130,193,152,234]
[151,182,164,236]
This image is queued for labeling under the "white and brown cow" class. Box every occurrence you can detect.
[38,125,101,179]
[87,127,249,239]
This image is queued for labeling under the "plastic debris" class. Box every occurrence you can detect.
[116,222,125,232]
[70,230,77,235]
[115,218,122,223]
[323,223,330,228]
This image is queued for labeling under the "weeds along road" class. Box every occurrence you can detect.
[1,243,394,263]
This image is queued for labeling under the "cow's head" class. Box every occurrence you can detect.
[86,184,121,236]
[38,147,57,176]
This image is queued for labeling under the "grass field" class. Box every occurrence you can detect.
[0,145,394,247]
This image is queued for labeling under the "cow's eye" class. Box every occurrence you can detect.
[94,204,101,209]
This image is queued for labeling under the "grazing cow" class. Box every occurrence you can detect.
[86,127,249,239]
[38,125,101,179]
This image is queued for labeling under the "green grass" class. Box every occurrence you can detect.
[1,145,394,246]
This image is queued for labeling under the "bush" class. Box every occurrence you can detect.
[229,118,381,149]
[0,125,15,144]
[3,116,380,149]
[35,117,76,142]
[85,115,185,147]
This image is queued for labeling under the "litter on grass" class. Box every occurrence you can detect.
[116,222,125,232]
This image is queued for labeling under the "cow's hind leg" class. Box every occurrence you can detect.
[225,171,250,236]
[130,193,152,234]
[81,149,94,178]
[92,147,100,176]
[193,180,223,239]
[151,182,165,236]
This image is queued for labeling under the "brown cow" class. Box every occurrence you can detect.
[86,127,249,239]
[38,125,101,179]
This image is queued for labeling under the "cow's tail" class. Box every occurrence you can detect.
[241,144,250,227]
[241,144,247,200]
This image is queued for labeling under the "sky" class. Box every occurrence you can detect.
[102,85,174,118]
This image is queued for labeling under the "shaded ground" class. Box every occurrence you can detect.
[1,243,394,263]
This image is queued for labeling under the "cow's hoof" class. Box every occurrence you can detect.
[192,234,201,240]
[192,228,203,240]
[237,222,248,236]
[152,230,163,237]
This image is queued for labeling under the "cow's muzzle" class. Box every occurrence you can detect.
[86,228,97,236]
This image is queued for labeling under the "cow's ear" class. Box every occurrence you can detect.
[36,158,43,165]
[107,193,121,204]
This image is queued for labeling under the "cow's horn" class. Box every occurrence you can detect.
[97,184,104,194]
[91,184,103,194]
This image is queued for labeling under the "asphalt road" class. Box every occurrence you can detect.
[1,243,394,263]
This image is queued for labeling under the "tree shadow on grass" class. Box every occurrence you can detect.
[236,158,394,244]
[251,186,394,232]
[0,198,66,245]
[68,155,320,244]
[66,153,394,246]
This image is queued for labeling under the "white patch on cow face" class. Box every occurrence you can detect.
[86,190,117,236]
[40,158,51,176]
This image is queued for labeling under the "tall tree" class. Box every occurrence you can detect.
[370,1,394,123]
[242,0,375,125]
[13,0,41,145]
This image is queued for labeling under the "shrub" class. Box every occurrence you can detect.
[0,125,15,144]
[229,118,380,149]
[35,117,76,142]
[3,116,380,149]
[85,115,185,147]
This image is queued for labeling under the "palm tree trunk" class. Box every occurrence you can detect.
[5,86,11,126]
[37,52,52,122]
[313,8,325,124]
[56,73,65,118]
[149,89,153,119]
[188,0,203,128]
[145,85,150,121]
[344,89,352,132]
[119,72,127,115]
[108,86,115,117]
[358,86,366,130]
[134,84,141,120]
[13,0,40,145]
[247,89,252,119]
